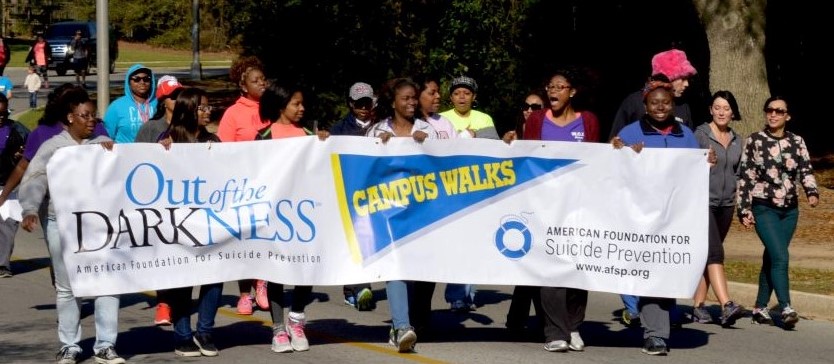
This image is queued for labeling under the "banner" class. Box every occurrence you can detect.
[46,136,708,298]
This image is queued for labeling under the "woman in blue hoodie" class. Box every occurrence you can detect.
[103,64,157,143]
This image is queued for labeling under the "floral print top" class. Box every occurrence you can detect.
[736,130,818,219]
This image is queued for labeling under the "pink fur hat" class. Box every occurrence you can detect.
[651,49,697,81]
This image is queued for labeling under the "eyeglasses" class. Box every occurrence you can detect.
[130,76,152,83]
[546,84,571,92]
[353,99,374,110]
[198,105,213,113]
[764,107,787,116]
[521,103,542,111]
[73,113,99,122]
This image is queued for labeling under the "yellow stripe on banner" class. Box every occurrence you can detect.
[330,153,363,264]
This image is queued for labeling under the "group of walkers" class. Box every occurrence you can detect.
[0,45,821,363]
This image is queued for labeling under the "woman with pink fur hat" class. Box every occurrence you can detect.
[608,48,698,140]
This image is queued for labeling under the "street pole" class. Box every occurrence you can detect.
[96,0,110,116]
[190,0,202,80]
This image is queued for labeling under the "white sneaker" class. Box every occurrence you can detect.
[569,331,585,351]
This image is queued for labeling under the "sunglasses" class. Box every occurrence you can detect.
[521,103,542,111]
[130,76,152,83]
[764,107,787,116]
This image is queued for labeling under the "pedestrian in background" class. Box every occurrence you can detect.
[25,35,51,89]
[24,65,42,109]
[0,36,11,76]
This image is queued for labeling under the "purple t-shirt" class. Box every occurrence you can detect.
[22,123,109,161]
[541,114,586,142]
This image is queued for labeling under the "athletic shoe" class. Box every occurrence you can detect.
[720,301,743,327]
[344,295,357,307]
[193,332,219,356]
[0,266,12,278]
[254,280,269,310]
[389,326,417,353]
[692,305,713,324]
[174,340,201,357]
[450,300,475,313]
[781,306,799,329]
[356,287,374,311]
[93,346,126,364]
[622,310,641,327]
[751,307,774,325]
[569,331,585,351]
[287,313,309,351]
[154,303,171,326]
[543,340,569,352]
[271,327,293,353]
[56,347,80,364]
[236,294,253,315]
[642,336,668,356]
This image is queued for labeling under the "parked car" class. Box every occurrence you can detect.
[44,21,118,76]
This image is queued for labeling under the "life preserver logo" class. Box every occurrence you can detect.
[494,213,532,259]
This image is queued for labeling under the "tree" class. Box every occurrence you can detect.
[693,0,768,138]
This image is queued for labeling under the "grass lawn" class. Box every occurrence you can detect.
[8,40,233,70]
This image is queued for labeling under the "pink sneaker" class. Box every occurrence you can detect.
[255,280,269,310]
[271,328,293,353]
[287,314,309,351]
[236,294,253,315]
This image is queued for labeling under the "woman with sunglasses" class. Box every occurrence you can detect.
[19,87,125,364]
[503,68,599,352]
[737,96,819,329]
[103,64,157,143]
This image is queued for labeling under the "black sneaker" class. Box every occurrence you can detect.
[642,336,668,356]
[751,307,774,325]
[93,346,125,364]
[193,332,219,356]
[781,306,799,330]
[56,347,80,364]
[174,340,201,357]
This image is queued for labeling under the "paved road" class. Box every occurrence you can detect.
[3,222,834,364]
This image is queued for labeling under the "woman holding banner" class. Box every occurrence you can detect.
[504,67,599,352]
[366,77,438,353]
[159,87,223,357]
[18,87,125,364]
[611,76,712,356]
[256,82,328,354]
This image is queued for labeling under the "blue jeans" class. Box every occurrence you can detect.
[621,294,639,316]
[29,91,37,108]
[386,281,411,329]
[444,283,475,305]
[752,204,798,309]
[169,283,223,342]
[47,216,120,352]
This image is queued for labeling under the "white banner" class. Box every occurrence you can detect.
[47,136,708,298]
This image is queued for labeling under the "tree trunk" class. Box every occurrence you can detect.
[693,0,768,138]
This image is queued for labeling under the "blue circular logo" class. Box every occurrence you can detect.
[494,217,532,259]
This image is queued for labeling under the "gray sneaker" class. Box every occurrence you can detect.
[569,332,585,351]
[389,326,417,353]
[720,301,743,327]
[0,266,12,278]
[692,305,713,324]
[93,346,125,364]
[56,347,80,364]
[544,340,569,352]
